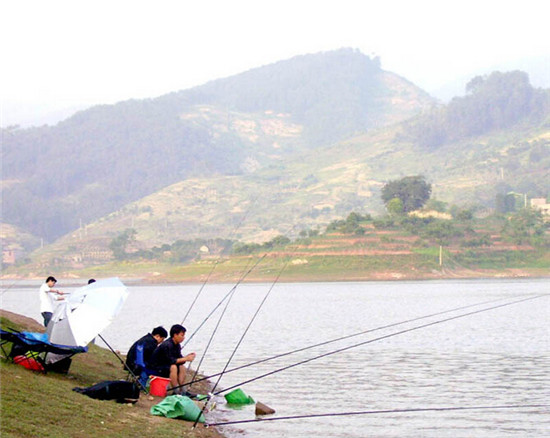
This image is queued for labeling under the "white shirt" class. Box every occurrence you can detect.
[39,282,56,313]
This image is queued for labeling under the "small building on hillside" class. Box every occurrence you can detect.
[2,249,16,265]
[530,198,550,217]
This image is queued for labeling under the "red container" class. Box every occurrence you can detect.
[149,376,170,397]
[14,355,44,372]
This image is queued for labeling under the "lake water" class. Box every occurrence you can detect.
[1,278,549,437]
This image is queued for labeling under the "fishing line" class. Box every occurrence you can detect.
[181,194,260,326]
[192,251,295,427]
[213,293,548,396]
[183,293,523,387]
[206,403,550,427]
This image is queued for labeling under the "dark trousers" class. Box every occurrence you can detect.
[41,311,53,327]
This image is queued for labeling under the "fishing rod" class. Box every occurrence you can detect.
[182,254,267,349]
[183,222,299,352]
[186,256,259,388]
[187,280,236,388]
[184,220,299,382]
[183,253,270,391]
[182,293,522,387]
[192,252,294,427]
[184,228,299,396]
[181,194,260,326]
[186,233,301,403]
[180,260,219,326]
[97,334,148,392]
[183,255,260,383]
[0,278,26,297]
[206,403,550,427]
[213,293,548,396]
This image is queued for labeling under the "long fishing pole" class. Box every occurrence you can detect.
[185,225,306,387]
[183,255,263,384]
[181,195,260,326]
[0,278,25,297]
[193,253,293,427]
[185,228,298,394]
[179,259,219,326]
[183,253,269,390]
[182,293,522,387]
[188,253,276,394]
[97,334,148,392]
[182,254,266,349]
[188,283,236,388]
[213,293,548,396]
[206,403,550,427]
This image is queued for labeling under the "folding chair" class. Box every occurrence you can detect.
[0,328,87,373]
[134,343,158,389]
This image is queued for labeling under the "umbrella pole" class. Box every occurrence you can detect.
[97,334,148,393]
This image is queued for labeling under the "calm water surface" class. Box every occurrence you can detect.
[2,279,549,437]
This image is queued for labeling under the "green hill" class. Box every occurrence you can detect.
[2,52,549,271]
[2,48,431,243]
[17,114,550,274]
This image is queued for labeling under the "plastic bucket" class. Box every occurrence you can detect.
[149,376,170,397]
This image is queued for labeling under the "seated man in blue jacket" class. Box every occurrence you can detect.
[150,324,196,394]
[125,326,168,376]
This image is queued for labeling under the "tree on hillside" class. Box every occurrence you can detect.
[386,197,404,216]
[502,208,546,246]
[381,176,432,213]
[109,228,137,260]
[404,70,550,149]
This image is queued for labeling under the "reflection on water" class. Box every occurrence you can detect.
[2,279,549,437]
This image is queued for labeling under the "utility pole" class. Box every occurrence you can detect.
[439,245,443,267]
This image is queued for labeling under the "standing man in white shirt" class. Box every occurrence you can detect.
[39,276,65,327]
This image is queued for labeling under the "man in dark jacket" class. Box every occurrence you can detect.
[150,324,196,393]
[125,326,168,375]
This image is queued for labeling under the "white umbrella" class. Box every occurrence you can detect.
[47,277,129,347]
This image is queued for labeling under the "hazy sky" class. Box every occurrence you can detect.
[1,0,549,126]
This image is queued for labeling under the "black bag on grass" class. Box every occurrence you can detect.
[73,380,139,403]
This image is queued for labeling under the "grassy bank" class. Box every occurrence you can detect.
[4,217,549,283]
[68,247,548,284]
[0,311,222,438]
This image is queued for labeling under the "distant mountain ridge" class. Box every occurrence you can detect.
[2,48,433,243]
[170,48,433,144]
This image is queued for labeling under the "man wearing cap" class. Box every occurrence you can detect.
[39,276,65,327]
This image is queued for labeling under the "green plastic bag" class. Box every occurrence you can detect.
[150,395,205,423]
[224,388,255,405]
